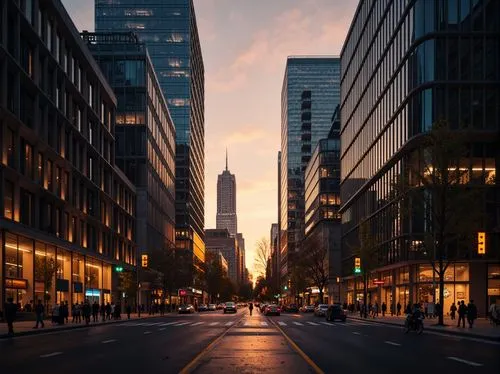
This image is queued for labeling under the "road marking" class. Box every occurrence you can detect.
[320,322,333,326]
[209,322,220,326]
[260,321,268,326]
[307,322,320,326]
[224,322,233,326]
[384,341,401,346]
[159,322,179,326]
[447,357,483,367]
[40,352,62,358]
[278,321,287,326]
[190,322,205,326]
[143,331,152,335]
[243,321,252,326]
[293,322,304,326]
[101,339,116,344]
[352,332,361,335]
[174,322,191,326]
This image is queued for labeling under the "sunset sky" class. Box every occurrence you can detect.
[62,0,358,277]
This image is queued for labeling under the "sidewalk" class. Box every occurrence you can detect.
[347,313,500,341]
[0,312,165,339]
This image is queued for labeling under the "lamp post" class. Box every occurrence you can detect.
[336,277,341,304]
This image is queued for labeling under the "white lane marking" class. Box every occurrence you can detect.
[190,322,205,326]
[225,322,233,326]
[352,332,361,335]
[40,352,62,358]
[101,339,116,344]
[293,322,304,326]
[243,321,252,326]
[447,357,483,367]
[307,322,320,326]
[159,322,179,326]
[384,341,401,346]
[320,322,334,326]
[209,322,220,326]
[260,321,268,326]
[174,322,191,326]
[278,321,287,326]
[158,328,166,331]
[143,331,152,335]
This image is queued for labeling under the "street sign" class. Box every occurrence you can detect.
[477,232,486,254]
[354,257,361,274]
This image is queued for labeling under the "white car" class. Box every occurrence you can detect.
[314,304,329,317]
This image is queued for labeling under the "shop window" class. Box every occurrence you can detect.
[397,266,410,283]
[4,180,14,219]
[56,248,71,303]
[454,264,469,281]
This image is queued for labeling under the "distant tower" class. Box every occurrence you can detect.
[217,150,237,236]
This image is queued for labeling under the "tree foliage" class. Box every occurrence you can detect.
[253,237,271,277]
[300,236,329,303]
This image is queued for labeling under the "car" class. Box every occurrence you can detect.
[224,301,237,313]
[264,304,280,316]
[178,304,195,314]
[300,305,315,313]
[259,303,268,313]
[216,303,225,310]
[198,304,208,312]
[314,304,329,317]
[208,304,217,311]
[326,304,347,322]
[286,304,299,313]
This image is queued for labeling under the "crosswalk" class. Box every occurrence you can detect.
[117,318,376,329]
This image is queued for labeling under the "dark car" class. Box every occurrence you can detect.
[198,304,208,312]
[264,304,280,316]
[286,304,299,313]
[326,304,346,322]
[224,301,237,314]
[178,304,195,314]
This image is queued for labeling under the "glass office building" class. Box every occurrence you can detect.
[83,32,177,306]
[340,0,500,315]
[95,0,206,276]
[280,56,340,300]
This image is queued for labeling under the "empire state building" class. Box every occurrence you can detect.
[216,152,237,236]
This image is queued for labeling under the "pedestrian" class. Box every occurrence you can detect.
[457,300,467,328]
[126,302,132,320]
[434,302,441,320]
[160,301,165,316]
[52,303,60,324]
[71,304,76,323]
[33,299,45,329]
[92,301,99,322]
[397,302,401,316]
[75,302,81,323]
[489,302,499,324]
[4,297,17,335]
[106,302,112,320]
[64,301,70,323]
[450,302,457,320]
[82,300,91,325]
[467,300,477,328]
[373,302,379,318]
[381,302,387,317]
[115,302,121,320]
[100,302,106,322]
[249,302,254,316]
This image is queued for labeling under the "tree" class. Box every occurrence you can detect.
[117,270,137,305]
[356,219,378,318]
[238,281,253,300]
[289,259,308,304]
[253,237,271,277]
[395,120,484,325]
[34,255,60,311]
[204,258,225,303]
[301,237,329,304]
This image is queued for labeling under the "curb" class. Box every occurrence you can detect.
[348,315,500,342]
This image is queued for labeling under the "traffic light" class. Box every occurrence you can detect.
[477,232,486,254]
[141,254,148,267]
[115,266,123,272]
[354,257,361,274]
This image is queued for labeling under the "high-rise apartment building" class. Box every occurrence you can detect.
[280,56,340,300]
[340,0,499,316]
[1,0,136,308]
[95,0,206,280]
[83,32,176,305]
[205,229,240,286]
[216,152,237,236]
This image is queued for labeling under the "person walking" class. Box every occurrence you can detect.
[4,297,17,335]
[33,299,45,329]
[92,301,99,322]
[397,302,401,316]
[457,300,467,328]
[467,300,477,328]
[125,301,132,320]
[100,302,106,322]
[450,302,457,320]
[381,302,387,317]
[105,302,112,320]
[82,300,91,325]
[249,302,254,316]
[373,302,379,318]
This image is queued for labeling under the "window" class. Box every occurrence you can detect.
[64,212,70,240]
[71,216,77,243]
[88,157,93,181]
[46,160,53,191]
[62,171,69,201]
[21,140,34,179]
[46,21,52,51]
[56,166,61,197]
[89,83,94,108]
[55,208,61,237]
[20,189,33,226]
[37,153,43,183]
[4,180,14,219]
[22,0,34,25]
[5,128,15,168]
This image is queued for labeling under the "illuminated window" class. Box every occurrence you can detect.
[167,33,185,43]
[125,22,145,29]
[4,180,14,219]
[167,58,181,67]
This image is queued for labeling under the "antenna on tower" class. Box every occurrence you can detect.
[225,148,228,171]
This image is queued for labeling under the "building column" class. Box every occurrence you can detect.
[470,262,488,317]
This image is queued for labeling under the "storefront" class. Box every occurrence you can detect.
[2,231,120,313]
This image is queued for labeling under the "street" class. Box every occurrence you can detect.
[1,308,499,373]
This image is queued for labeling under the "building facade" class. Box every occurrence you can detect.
[216,153,237,236]
[304,108,342,304]
[236,232,245,284]
[280,56,341,300]
[83,32,176,306]
[205,229,240,286]
[340,0,500,316]
[95,0,206,283]
[0,0,136,310]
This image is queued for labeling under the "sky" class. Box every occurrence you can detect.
[61,0,358,277]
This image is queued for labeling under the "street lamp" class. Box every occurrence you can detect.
[336,277,341,304]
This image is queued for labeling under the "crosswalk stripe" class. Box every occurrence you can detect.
[159,322,179,326]
[174,322,191,326]
[293,322,304,326]
[260,322,268,326]
[244,321,251,326]
[278,321,287,326]
[190,322,205,326]
[209,322,220,326]
[307,322,320,326]
[225,322,233,326]
[144,322,162,326]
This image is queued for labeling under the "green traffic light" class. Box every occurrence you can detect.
[115,266,123,272]
[354,268,361,274]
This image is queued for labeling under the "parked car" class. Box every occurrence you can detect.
[314,304,329,317]
[224,301,237,314]
[326,304,347,322]
[259,303,268,313]
[208,304,217,311]
[216,304,225,310]
[300,305,315,313]
[286,304,299,313]
[178,304,195,314]
[198,304,208,312]
[264,304,280,316]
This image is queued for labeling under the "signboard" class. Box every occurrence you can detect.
[4,278,28,289]
[141,254,148,267]
[179,289,187,296]
[477,232,486,254]
[73,282,83,293]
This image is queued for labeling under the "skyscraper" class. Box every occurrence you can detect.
[216,151,237,237]
[95,0,206,279]
[280,56,341,300]
[340,0,499,316]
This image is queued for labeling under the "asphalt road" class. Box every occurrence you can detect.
[1,308,499,374]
